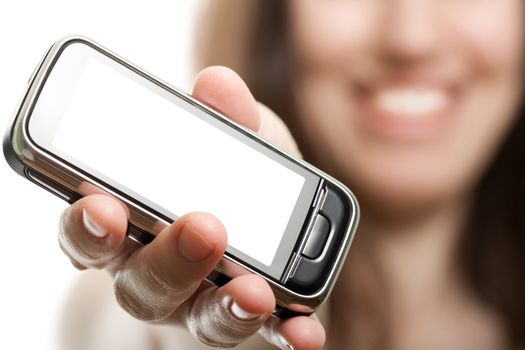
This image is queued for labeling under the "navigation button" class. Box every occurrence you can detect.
[302,213,330,259]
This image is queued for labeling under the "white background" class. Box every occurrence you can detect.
[0,1,202,348]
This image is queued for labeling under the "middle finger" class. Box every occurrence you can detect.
[113,212,227,321]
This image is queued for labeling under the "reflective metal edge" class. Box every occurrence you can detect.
[7,35,360,312]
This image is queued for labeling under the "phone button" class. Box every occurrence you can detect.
[302,213,330,259]
[285,183,351,294]
[26,169,78,203]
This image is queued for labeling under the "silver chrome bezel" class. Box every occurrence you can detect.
[5,35,360,312]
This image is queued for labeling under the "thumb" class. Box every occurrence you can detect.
[192,66,302,159]
[192,66,260,132]
[257,102,302,158]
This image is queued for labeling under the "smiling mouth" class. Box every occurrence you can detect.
[353,82,460,141]
[376,88,448,118]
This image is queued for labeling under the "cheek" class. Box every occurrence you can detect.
[444,0,524,72]
[295,77,455,207]
[290,0,524,210]
[295,75,517,211]
[443,0,524,187]
[289,1,378,68]
[294,65,523,210]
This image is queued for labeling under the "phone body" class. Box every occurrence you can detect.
[3,36,359,318]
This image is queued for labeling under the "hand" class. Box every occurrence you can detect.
[58,66,325,350]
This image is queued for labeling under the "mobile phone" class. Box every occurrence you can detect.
[3,36,359,318]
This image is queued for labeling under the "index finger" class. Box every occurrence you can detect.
[58,194,131,270]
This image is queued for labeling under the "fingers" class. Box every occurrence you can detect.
[113,212,227,321]
[192,66,302,158]
[257,102,302,158]
[193,66,260,132]
[259,315,326,350]
[59,194,129,269]
[186,274,275,348]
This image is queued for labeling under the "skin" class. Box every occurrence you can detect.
[59,0,523,349]
[286,0,523,348]
[289,0,524,216]
[59,68,324,350]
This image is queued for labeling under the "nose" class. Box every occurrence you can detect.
[380,0,440,64]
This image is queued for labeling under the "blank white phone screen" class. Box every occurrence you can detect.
[51,45,305,266]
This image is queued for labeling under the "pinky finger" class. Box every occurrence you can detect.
[259,314,326,350]
[184,274,274,348]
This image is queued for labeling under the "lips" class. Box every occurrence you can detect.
[352,81,459,141]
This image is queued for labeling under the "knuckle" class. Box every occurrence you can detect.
[114,267,161,321]
[57,204,123,269]
[258,317,287,348]
[114,263,196,322]
[186,288,266,348]
[58,207,92,268]
[58,226,109,269]
[57,207,73,247]
[67,254,87,271]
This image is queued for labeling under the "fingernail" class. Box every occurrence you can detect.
[229,299,259,321]
[177,223,215,262]
[82,209,107,238]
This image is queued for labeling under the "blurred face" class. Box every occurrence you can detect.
[289,0,524,214]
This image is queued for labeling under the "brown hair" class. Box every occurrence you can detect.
[196,1,525,347]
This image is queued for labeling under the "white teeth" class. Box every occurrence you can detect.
[375,89,447,117]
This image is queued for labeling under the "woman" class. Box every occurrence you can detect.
[59,1,524,349]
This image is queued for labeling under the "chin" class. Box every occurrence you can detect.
[344,159,474,219]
